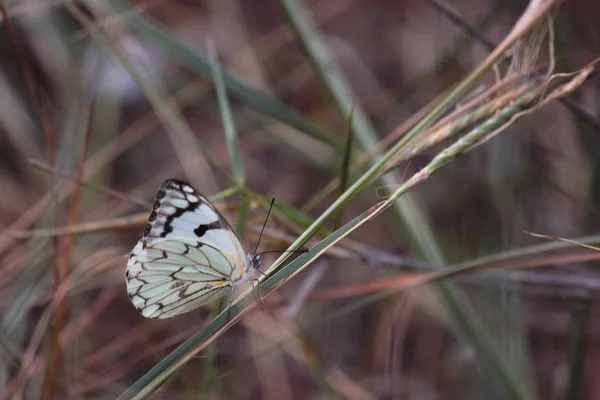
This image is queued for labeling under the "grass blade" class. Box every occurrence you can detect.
[235,196,251,240]
[208,44,245,184]
[335,105,355,228]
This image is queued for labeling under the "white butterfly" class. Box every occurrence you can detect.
[126,179,263,319]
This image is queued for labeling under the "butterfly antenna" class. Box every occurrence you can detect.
[253,198,275,255]
[257,250,308,256]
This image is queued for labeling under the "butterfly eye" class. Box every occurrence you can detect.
[251,254,263,269]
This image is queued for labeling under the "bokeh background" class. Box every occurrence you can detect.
[1,0,600,399]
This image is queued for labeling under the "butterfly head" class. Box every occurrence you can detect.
[247,253,263,271]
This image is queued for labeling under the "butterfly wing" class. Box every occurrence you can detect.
[126,179,247,319]
[143,179,245,269]
[127,239,235,318]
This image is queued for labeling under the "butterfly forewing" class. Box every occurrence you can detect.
[126,179,247,319]
[143,180,245,265]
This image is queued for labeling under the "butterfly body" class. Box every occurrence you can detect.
[126,179,260,319]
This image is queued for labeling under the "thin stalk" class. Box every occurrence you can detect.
[209,44,246,184]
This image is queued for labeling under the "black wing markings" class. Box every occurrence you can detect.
[194,221,221,238]
[142,179,239,248]
[143,180,202,244]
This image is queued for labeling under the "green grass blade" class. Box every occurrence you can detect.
[335,105,355,228]
[235,196,251,240]
[208,45,245,184]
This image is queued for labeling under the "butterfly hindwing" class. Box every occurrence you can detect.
[126,179,247,319]
[126,240,233,318]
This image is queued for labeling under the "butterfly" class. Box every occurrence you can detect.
[126,179,263,319]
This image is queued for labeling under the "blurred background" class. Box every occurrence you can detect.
[1,0,599,399]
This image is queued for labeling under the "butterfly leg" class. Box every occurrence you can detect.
[217,298,225,315]
[225,286,234,322]
[250,278,264,311]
